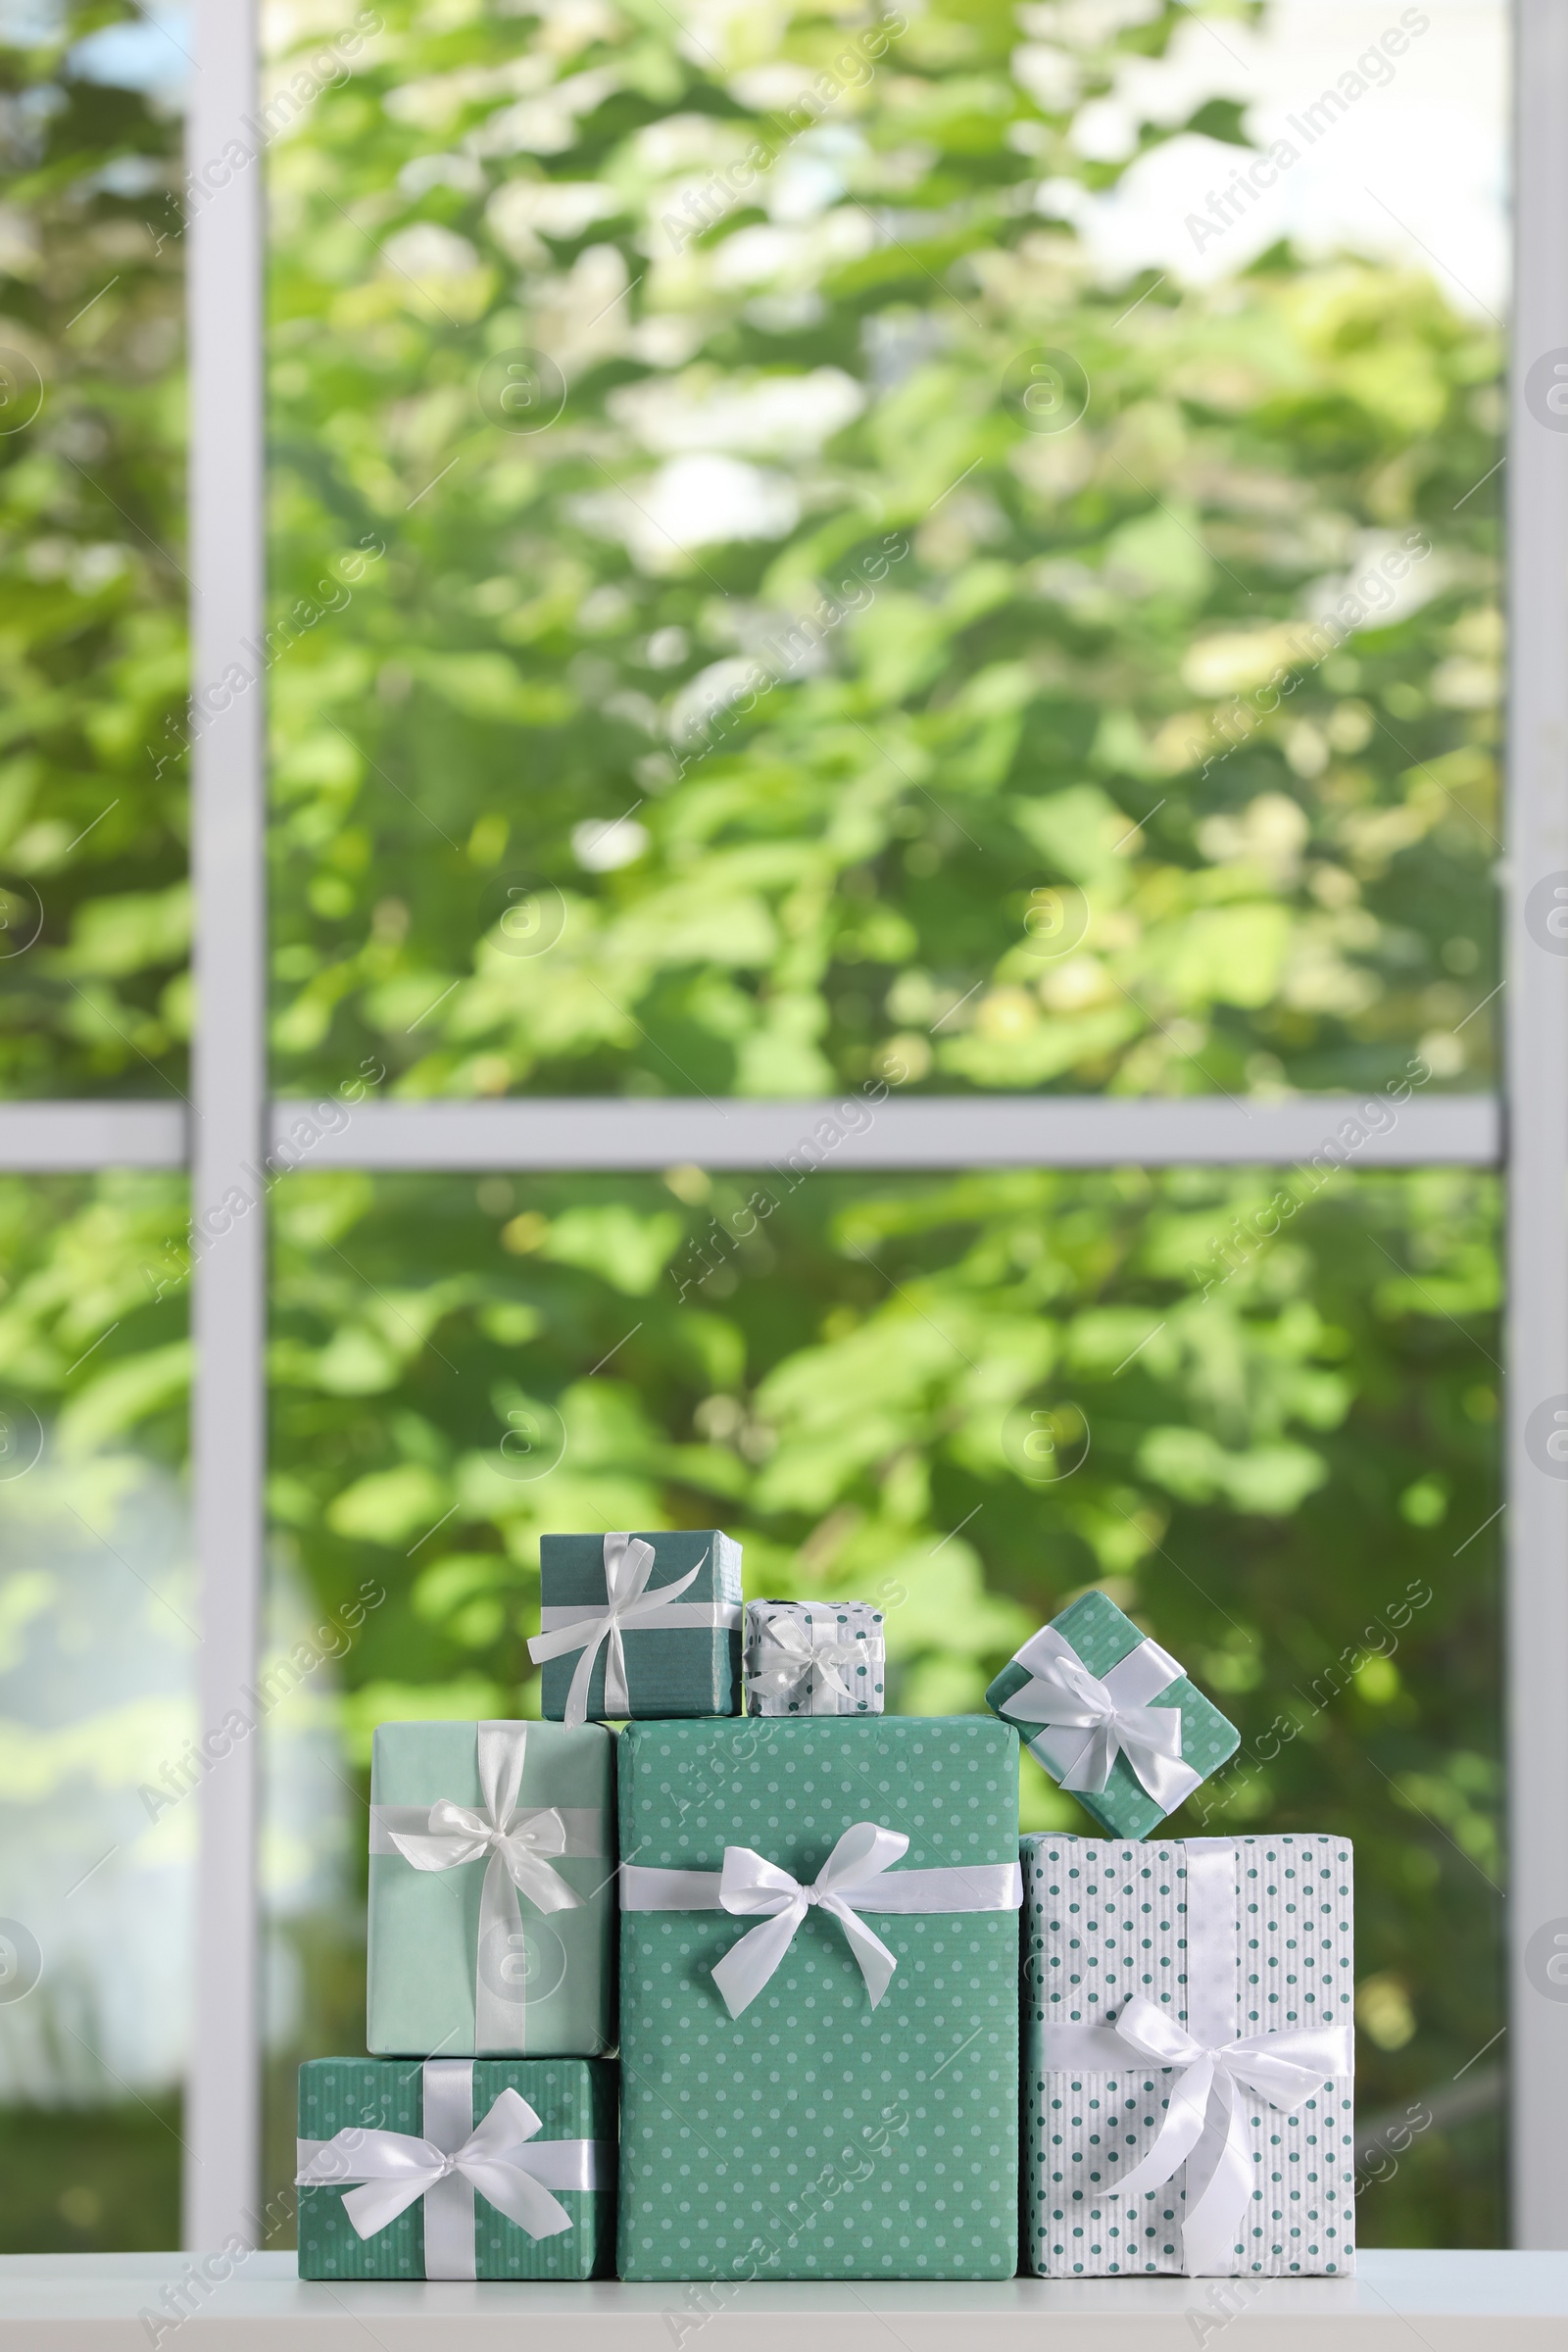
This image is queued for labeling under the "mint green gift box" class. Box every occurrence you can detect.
[296,2055,616,2279]
[367,1719,615,2058]
[615,1716,1020,2281]
[986,1591,1238,1840]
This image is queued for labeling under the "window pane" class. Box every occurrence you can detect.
[0,1170,345,2256]
[265,1162,1502,2246]
[0,1173,189,2250]
[267,0,1502,1101]
[0,3,189,1101]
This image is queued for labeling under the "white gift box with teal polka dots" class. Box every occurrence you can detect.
[743,1599,886,1715]
[1021,1833,1355,2278]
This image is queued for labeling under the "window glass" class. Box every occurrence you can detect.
[264,1161,1502,2245]
[267,0,1502,1101]
[0,1170,358,2254]
[0,1173,188,2251]
[0,1,188,1100]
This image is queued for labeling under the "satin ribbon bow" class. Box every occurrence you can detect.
[750,1614,863,1705]
[710,1821,908,2018]
[1101,1994,1353,2275]
[1000,1624,1194,1808]
[528,1533,704,1726]
[298,2087,574,2246]
[386,1720,582,1922]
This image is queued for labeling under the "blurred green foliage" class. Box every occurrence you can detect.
[0,0,1506,2262]
[262,0,1498,1102]
[0,0,188,1097]
[0,2097,180,2254]
[0,1158,1503,2244]
[0,0,1503,1106]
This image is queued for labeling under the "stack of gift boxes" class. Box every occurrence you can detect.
[297,1530,1356,2284]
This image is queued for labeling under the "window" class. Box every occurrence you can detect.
[1,0,1548,2259]
[0,0,189,2253]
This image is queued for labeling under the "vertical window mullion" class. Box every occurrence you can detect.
[186,0,268,2254]
[1506,0,1568,2253]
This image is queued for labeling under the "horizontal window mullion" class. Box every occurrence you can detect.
[0,1094,1502,1174]
[266,1093,1501,1173]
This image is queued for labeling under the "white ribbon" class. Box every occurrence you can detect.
[622,1821,1022,2019]
[373,1721,604,2051]
[296,2059,606,2279]
[528,1533,738,1726]
[1000,1623,1200,1811]
[1038,1840,1354,2275]
[1042,1995,1352,2274]
[748,1612,866,1707]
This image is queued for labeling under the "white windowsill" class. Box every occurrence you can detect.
[2,2248,1564,2348]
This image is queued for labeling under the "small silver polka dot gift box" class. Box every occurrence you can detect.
[1020,1833,1355,2278]
[743,1598,885,1715]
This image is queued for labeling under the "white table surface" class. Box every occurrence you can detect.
[3,2249,1567,2349]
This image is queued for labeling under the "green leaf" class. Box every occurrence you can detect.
[326,1464,451,1546]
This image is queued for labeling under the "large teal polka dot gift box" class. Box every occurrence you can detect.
[987,1589,1240,1839]
[1019,1834,1356,2278]
[615,1715,1022,2280]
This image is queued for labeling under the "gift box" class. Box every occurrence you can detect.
[987,1590,1238,1838]
[615,1715,1021,2280]
[1020,1833,1355,2278]
[744,1598,885,1715]
[530,1530,742,1725]
[296,2055,616,2279]
[367,1718,615,2058]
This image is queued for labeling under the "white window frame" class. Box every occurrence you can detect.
[0,0,1554,2251]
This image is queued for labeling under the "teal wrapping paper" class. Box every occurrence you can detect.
[367,1718,615,2058]
[987,1590,1238,1838]
[534,1530,742,1722]
[296,2055,616,2279]
[616,1716,1020,2281]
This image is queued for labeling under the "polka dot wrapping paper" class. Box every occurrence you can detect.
[1020,1834,1356,2278]
[616,1716,1020,2280]
[296,2057,617,2279]
[987,1590,1240,1839]
[743,1598,886,1715]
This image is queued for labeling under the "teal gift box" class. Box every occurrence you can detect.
[367,1718,615,2058]
[296,2055,616,2279]
[530,1529,742,1724]
[986,1591,1238,1839]
[615,1716,1021,2281]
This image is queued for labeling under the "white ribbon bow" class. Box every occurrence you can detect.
[710,1821,908,2018]
[528,1533,705,1726]
[387,1732,582,1920]
[379,1721,586,2052]
[1049,1994,1353,2275]
[750,1613,864,1705]
[297,2083,584,2275]
[621,1833,1021,2018]
[1000,1624,1198,1810]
